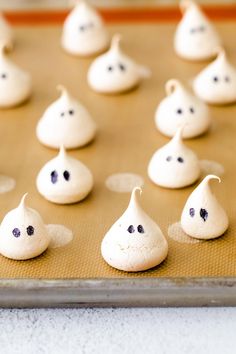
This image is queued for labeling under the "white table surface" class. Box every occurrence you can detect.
[0,307,235,354]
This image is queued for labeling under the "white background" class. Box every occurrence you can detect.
[1,307,236,354]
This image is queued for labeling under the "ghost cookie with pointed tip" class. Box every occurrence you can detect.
[0,194,50,260]
[36,146,93,204]
[101,187,168,272]
[181,175,229,239]
[193,49,236,105]
[155,79,211,139]
[0,13,14,49]
[36,85,96,149]
[148,127,200,189]
[61,0,109,57]
[87,34,151,94]
[174,0,221,61]
[0,42,32,108]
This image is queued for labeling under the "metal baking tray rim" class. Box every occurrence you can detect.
[0,277,236,307]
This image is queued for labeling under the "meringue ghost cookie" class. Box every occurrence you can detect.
[155,79,211,139]
[193,49,236,105]
[181,175,228,239]
[0,42,31,108]
[36,85,96,149]
[0,194,50,260]
[148,127,200,189]
[101,187,168,272]
[36,146,93,204]
[0,13,14,48]
[87,34,151,94]
[174,0,221,61]
[61,0,109,57]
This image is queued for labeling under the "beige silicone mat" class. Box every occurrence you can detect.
[0,22,236,279]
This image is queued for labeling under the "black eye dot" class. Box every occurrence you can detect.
[200,208,208,222]
[26,225,34,236]
[225,76,230,83]
[63,170,70,181]
[60,112,65,117]
[176,108,183,115]
[189,107,195,114]
[127,225,135,234]
[199,25,205,32]
[1,73,7,79]
[137,225,145,233]
[107,66,113,72]
[119,63,126,71]
[12,228,21,238]
[177,157,184,163]
[213,76,219,83]
[51,170,58,184]
[189,208,195,217]
[166,156,172,162]
[79,25,85,31]
[69,110,74,115]
[190,28,196,34]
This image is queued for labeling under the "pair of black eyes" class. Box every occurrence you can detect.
[12,226,34,238]
[190,26,205,34]
[176,107,194,115]
[127,225,145,234]
[189,208,208,222]
[107,63,126,72]
[213,76,230,83]
[60,110,74,117]
[0,73,7,79]
[166,156,184,163]
[51,170,70,184]
[79,22,94,31]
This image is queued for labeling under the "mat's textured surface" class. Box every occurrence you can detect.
[0,23,236,278]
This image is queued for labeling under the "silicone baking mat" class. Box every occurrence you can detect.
[0,20,235,283]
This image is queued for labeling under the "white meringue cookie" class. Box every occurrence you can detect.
[101,187,168,272]
[174,0,221,61]
[87,34,151,94]
[155,79,211,139]
[193,49,236,105]
[0,13,14,48]
[36,85,96,149]
[36,146,93,204]
[61,0,109,57]
[181,175,229,239]
[0,42,31,108]
[0,194,50,260]
[148,127,200,189]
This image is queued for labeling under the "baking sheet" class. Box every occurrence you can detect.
[0,22,236,287]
